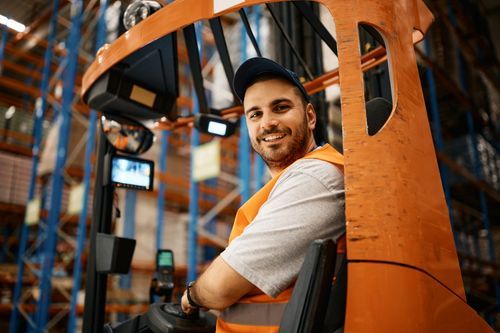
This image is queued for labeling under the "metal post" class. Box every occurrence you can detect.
[35,179,50,264]
[35,1,84,331]
[203,177,218,261]
[156,130,169,250]
[239,12,251,203]
[117,190,136,321]
[188,23,202,281]
[188,88,200,282]
[253,5,265,192]
[121,190,137,286]
[67,113,97,333]
[67,1,108,331]
[0,227,8,262]
[423,39,457,239]
[465,113,494,258]
[9,1,60,332]
[188,119,200,282]
[151,23,172,279]
[0,24,9,74]
[82,131,115,333]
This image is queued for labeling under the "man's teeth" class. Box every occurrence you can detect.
[263,134,284,142]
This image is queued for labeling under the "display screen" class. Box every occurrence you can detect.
[207,121,227,136]
[111,156,154,191]
[157,250,173,269]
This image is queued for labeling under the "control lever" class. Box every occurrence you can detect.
[150,249,175,303]
[103,249,216,332]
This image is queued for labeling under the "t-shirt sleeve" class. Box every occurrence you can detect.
[220,159,345,298]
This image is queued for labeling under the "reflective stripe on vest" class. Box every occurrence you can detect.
[219,302,287,326]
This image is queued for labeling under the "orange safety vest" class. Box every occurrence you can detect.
[216,144,345,333]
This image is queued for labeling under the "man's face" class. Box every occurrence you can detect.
[243,78,316,173]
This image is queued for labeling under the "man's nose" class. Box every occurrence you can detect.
[260,112,279,130]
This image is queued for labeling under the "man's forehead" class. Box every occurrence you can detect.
[243,77,301,103]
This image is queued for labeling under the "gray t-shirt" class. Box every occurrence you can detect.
[220,158,345,298]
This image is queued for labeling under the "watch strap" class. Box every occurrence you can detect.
[187,281,201,308]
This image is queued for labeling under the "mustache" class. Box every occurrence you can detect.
[257,128,291,140]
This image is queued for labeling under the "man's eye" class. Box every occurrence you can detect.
[276,104,290,111]
[249,112,261,119]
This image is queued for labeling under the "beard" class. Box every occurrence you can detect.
[251,112,311,171]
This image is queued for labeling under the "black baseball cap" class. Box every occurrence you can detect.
[233,57,311,103]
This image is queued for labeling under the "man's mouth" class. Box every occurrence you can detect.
[261,133,286,142]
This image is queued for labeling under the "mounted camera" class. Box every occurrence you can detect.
[194,113,238,138]
[123,1,163,30]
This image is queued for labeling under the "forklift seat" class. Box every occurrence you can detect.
[279,238,347,333]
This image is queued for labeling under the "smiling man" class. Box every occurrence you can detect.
[181,57,345,333]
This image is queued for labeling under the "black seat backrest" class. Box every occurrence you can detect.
[278,239,337,333]
[322,253,347,333]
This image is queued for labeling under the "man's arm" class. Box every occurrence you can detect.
[182,160,344,312]
[181,256,258,313]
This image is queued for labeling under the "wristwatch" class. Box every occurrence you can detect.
[186,281,201,308]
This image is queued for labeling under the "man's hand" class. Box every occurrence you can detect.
[181,289,203,314]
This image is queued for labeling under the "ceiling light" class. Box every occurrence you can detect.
[7,19,26,33]
[0,15,26,33]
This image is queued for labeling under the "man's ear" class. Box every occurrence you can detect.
[306,103,316,129]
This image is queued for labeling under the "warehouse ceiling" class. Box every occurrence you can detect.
[0,0,52,27]
[481,0,500,59]
[0,0,498,59]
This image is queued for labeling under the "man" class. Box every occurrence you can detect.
[181,57,345,332]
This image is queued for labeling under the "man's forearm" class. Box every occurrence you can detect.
[181,256,257,312]
[189,275,231,310]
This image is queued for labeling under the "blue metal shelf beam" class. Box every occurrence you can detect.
[9,1,61,331]
[252,5,265,192]
[188,22,202,281]
[67,0,109,331]
[188,91,200,282]
[239,10,251,203]
[35,1,84,331]
[423,38,457,247]
[157,130,170,250]
[0,24,8,73]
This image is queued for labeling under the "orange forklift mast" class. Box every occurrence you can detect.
[81,0,493,332]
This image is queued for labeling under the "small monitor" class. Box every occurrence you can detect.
[111,155,154,191]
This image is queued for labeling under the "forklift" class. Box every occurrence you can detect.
[80,0,494,332]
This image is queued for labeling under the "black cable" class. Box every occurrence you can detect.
[292,1,338,56]
[265,3,314,81]
[208,17,239,103]
[183,24,209,113]
[238,8,262,57]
